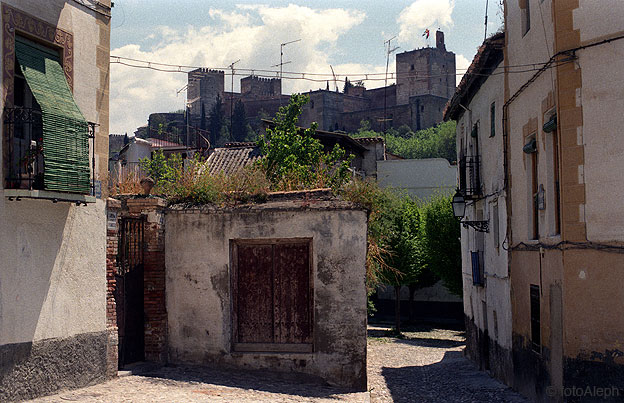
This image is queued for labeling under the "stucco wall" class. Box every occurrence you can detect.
[0,1,109,400]
[165,201,368,390]
[377,158,456,200]
[573,2,624,242]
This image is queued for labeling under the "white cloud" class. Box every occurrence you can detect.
[397,0,455,48]
[110,5,371,135]
[455,54,471,82]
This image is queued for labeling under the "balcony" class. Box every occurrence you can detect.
[459,155,482,199]
[3,107,96,203]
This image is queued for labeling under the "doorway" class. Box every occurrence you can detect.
[115,216,145,367]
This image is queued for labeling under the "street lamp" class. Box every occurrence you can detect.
[451,189,489,232]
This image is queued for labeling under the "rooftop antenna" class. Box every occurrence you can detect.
[484,0,489,41]
[272,38,301,106]
[228,59,240,135]
[330,65,339,92]
[176,83,188,96]
[383,36,399,133]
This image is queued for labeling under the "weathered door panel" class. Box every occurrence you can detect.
[236,244,274,343]
[233,239,313,351]
[274,243,311,344]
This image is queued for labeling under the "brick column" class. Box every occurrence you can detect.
[105,198,121,378]
[126,197,168,363]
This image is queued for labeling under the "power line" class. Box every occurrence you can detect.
[110,55,567,84]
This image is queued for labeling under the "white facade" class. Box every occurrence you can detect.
[0,1,110,400]
[574,1,624,242]
[455,58,511,354]
[377,158,456,200]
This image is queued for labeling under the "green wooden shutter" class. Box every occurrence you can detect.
[15,36,91,194]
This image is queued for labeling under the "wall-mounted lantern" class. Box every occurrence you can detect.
[543,114,557,133]
[451,189,489,232]
[523,138,537,154]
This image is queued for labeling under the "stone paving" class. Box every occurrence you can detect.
[30,325,527,402]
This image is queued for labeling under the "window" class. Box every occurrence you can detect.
[490,102,496,137]
[5,35,91,194]
[530,285,541,352]
[231,239,313,352]
[521,0,531,36]
[471,251,484,285]
[492,200,500,249]
[530,138,539,239]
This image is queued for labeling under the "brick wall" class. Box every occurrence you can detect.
[105,198,121,378]
[106,196,168,372]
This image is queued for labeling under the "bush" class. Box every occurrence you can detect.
[419,193,462,296]
[258,94,353,191]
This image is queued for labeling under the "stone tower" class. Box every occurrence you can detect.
[395,30,456,105]
[187,68,225,117]
[240,76,282,99]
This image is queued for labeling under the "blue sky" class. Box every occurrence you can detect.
[109,0,503,134]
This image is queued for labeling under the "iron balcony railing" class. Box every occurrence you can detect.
[459,155,482,199]
[4,107,45,190]
[4,106,97,194]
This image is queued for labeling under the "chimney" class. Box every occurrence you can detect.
[436,30,446,51]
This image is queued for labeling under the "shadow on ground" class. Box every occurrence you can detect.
[380,351,527,403]
[129,363,356,399]
[367,324,466,349]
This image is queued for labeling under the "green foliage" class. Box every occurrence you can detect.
[140,149,182,187]
[258,94,353,191]
[419,193,462,296]
[208,95,225,146]
[351,120,457,162]
[231,99,248,142]
[138,149,269,205]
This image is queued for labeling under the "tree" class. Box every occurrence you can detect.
[343,77,353,93]
[257,94,352,190]
[419,193,462,296]
[231,99,248,142]
[208,95,224,146]
[380,197,420,333]
[351,120,457,162]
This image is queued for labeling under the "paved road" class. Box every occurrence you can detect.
[367,325,526,402]
[30,325,526,402]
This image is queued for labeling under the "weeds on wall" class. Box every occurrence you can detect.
[109,95,460,307]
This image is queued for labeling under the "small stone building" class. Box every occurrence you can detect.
[106,193,369,390]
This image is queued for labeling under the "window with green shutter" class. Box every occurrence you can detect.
[10,36,91,194]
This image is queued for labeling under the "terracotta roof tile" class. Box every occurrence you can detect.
[205,146,262,175]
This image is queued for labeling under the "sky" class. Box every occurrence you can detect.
[109,0,504,135]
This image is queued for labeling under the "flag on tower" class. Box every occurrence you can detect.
[422,29,430,39]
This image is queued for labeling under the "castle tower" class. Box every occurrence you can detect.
[395,30,456,105]
[187,68,225,117]
[240,75,282,99]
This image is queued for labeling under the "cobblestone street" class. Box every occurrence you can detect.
[30,325,526,402]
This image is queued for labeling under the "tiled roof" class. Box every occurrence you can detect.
[444,32,505,121]
[353,137,384,144]
[205,145,262,175]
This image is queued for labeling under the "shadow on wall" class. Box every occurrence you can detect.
[381,350,527,403]
[0,198,70,344]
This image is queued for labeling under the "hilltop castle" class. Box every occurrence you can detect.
[147,30,456,142]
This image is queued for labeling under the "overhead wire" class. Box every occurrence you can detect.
[110,55,570,85]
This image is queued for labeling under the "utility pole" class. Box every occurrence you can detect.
[272,39,301,107]
[228,59,240,135]
[383,36,399,133]
[484,0,489,41]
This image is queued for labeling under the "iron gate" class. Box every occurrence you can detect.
[115,216,145,367]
